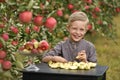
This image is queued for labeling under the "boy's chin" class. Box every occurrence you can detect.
[71,38,82,42]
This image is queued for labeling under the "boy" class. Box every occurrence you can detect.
[42,11,97,63]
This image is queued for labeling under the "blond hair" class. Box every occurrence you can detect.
[68,11,89,27]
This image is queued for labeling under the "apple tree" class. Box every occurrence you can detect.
[0,0,120,79]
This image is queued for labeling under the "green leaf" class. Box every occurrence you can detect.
[10,54,16,61]
[3,71,13,79]
[15,60,24,69]
[0,37,6,48]
[27,0,35,10]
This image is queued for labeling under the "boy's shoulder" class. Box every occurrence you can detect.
[57,39,69,46]
[81,39,95,47]
[58,39,68,44]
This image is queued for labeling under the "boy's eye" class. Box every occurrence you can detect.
[72,27,77,30]
[80,28,84,31]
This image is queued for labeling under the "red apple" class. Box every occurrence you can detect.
[33,16,43,26]
[67,4,74,10]
[33,26,40,32]
[11,40,18,46]
[84,5,90,10]
[87,24,92,30]
[25,27,31,34]
[31,39,38,43]
[45,17,57,30]
[85,0,92,4]
[0,59,4,64]
[19,11,32,23]
[92,12,98,18]
[94,7,101,12]
[0,0,5,2]
[19,46,24,51]
[2,60,12,70]
[24,42,34,50]
[56,10,63,17]
[31,49,38,54]
[115,7,120,13]
[97,20,103,25]
[38,40,49,51]
[10,26,19,34]
[0,24,5,28]
[0,42,3,48]
[1,33,9,41]
[0,50,6,59]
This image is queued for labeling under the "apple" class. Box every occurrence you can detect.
[87,24,92,30]
[31,39,38,43]
[85,0,92,4]
[11,40,18,46]
[19,11,32,23]
[31,49,38,54]
[0,42,3,48]
[2,60,12,70]
[25,27,30,34]
[22,49,31,54]
[33,41,39,49]
[56,10,63,17]
[64,14,69,20]
[0,23,5,28]
[84,5,90,10]
[0,50,6,59]
[1,33,9,41]
[32,26,40,32]
[45,17,57,30]
[84,63,91,70]
[67,4,74,10]
[38,40,49,51]
[0,0,5,2]
[33,16,43,26]
[94,7,101,12]
[10,26,19,34]
[19,46,24,51]
[115,7,120,13]
[24,42,34,50]
[0,59,4,64]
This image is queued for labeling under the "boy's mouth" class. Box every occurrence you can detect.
[73,34,81,39]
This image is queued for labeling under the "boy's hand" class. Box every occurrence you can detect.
[76,50,88,62]
[53,56,68,63]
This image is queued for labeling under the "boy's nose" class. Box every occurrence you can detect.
[76,30,81,34]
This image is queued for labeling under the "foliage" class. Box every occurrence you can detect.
[0,0,120,79]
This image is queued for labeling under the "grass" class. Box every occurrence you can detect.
[86,14,120,80]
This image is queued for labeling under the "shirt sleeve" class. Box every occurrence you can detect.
[87,43,97,63]
[42,41,62,57]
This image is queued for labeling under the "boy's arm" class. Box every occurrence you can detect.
[88,44,97,63]
[42,56,68,63]
[42,41,68,63]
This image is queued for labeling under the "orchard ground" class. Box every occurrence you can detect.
[86,14,120,80]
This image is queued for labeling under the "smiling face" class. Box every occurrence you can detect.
[67,11,89,42]
[67,20,87,42]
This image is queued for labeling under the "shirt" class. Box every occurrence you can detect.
[42,39,97,62]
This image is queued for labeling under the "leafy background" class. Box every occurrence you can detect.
[0,0,120,80]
